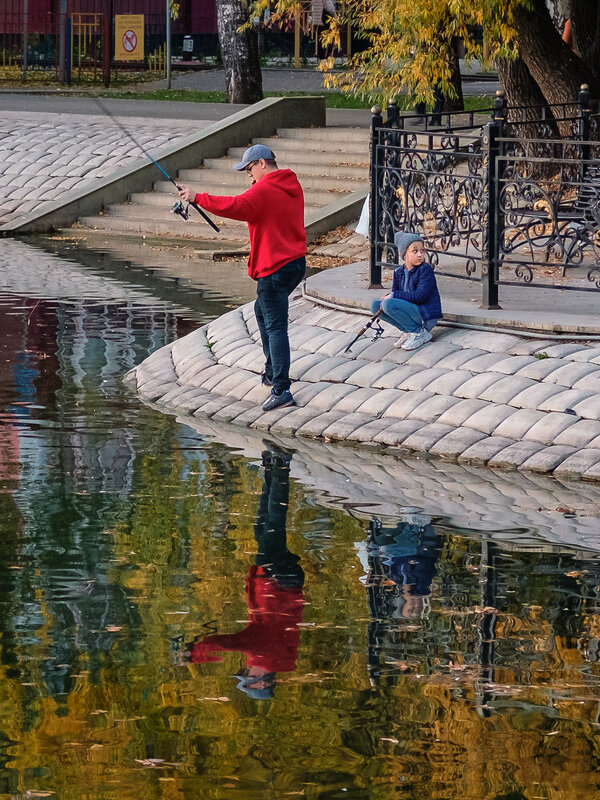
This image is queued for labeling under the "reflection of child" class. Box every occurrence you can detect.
[356,514,438,620]
[370,231,442,351]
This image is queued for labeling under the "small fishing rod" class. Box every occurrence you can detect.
[344,309,384,353]
[94,98,220,233]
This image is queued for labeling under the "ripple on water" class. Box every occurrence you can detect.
[0,239,599,800]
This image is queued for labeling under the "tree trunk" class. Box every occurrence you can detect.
[497,55,559,137]
[216,0,263,104]
[444,37,464,113]
[513,0,599,118]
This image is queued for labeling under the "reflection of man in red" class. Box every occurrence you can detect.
[189,444,304,699]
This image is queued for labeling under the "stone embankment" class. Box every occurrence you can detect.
[126,284,600,483]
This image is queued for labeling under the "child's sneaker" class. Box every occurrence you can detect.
[393,332,411,348]
[401,329,432,350]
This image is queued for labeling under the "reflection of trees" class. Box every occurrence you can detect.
[2,291,600,797]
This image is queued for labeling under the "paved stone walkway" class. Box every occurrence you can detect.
[0,111,204,227]
[126,288,600,482]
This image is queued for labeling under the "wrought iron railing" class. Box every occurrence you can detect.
[370,87,600,307]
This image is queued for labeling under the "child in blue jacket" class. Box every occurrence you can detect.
[370,231,442,350]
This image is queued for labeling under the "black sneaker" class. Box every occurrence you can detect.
[262,390,295,412]
[261,372,273,387]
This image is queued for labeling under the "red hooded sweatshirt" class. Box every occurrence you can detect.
[190,566,304,673]
[194,169,306,281]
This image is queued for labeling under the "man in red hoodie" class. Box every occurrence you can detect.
[178,144,306,411]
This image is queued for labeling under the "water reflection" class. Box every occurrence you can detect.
[188,443,304,700]
[1,238,600,798]
[355,513,439,684]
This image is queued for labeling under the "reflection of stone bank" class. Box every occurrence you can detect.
[139,413,600,556]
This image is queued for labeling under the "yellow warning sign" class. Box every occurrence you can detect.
[115,15,144,61]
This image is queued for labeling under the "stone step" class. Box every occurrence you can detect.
[175,168,369,192]
[202,157,368,179]
[133,186,332,208]
[275,127,369,143]
[227,143,369,165]
[101,204,251,225]
[78,214,249,238]
[85,201,320,226]
[244,136,367,156]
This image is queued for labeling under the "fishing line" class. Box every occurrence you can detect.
[94,97,220,233]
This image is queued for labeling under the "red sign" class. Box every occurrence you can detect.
[123,30,137,52]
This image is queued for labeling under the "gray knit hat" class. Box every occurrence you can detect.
[394,231,424,261]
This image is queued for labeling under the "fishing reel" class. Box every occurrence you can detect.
[370,317,385,341]
[171,200,190,221]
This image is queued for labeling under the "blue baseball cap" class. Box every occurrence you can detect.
[234,144,276,171]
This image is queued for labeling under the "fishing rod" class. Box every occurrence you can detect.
[94,98,220,233]
[344,309,384,353]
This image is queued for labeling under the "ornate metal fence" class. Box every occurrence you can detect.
[369,88,600,308]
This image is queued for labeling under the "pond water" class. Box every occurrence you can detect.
[1,238,600,800]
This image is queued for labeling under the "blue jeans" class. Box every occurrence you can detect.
[255,257,306,394]
[370,297,436,333]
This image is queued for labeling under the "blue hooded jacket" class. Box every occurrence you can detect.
[391,262,442,322]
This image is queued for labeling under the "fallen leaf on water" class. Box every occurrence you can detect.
[25,792,55,798]
[135,758,165,766]
[105,626,122,632]
[380,737,399,744]
[196,696,230,702]
[91,710,107,715]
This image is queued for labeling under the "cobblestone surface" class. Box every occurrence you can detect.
[129,291,600,482]
[0,111,202,227]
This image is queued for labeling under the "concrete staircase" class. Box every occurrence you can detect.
[77,126,369,241]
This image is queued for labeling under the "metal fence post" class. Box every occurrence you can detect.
[58,0,67,84]
[22,0,28,81]
[65,16,71,85]
[579,83,591,164]
[386,98,399,129]
[369,105,384,289]
[481,118,502,309]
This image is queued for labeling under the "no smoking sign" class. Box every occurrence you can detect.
[123,30,137,53]
[115,15,144,61]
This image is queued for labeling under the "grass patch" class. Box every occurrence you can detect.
[97,87,494,112]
